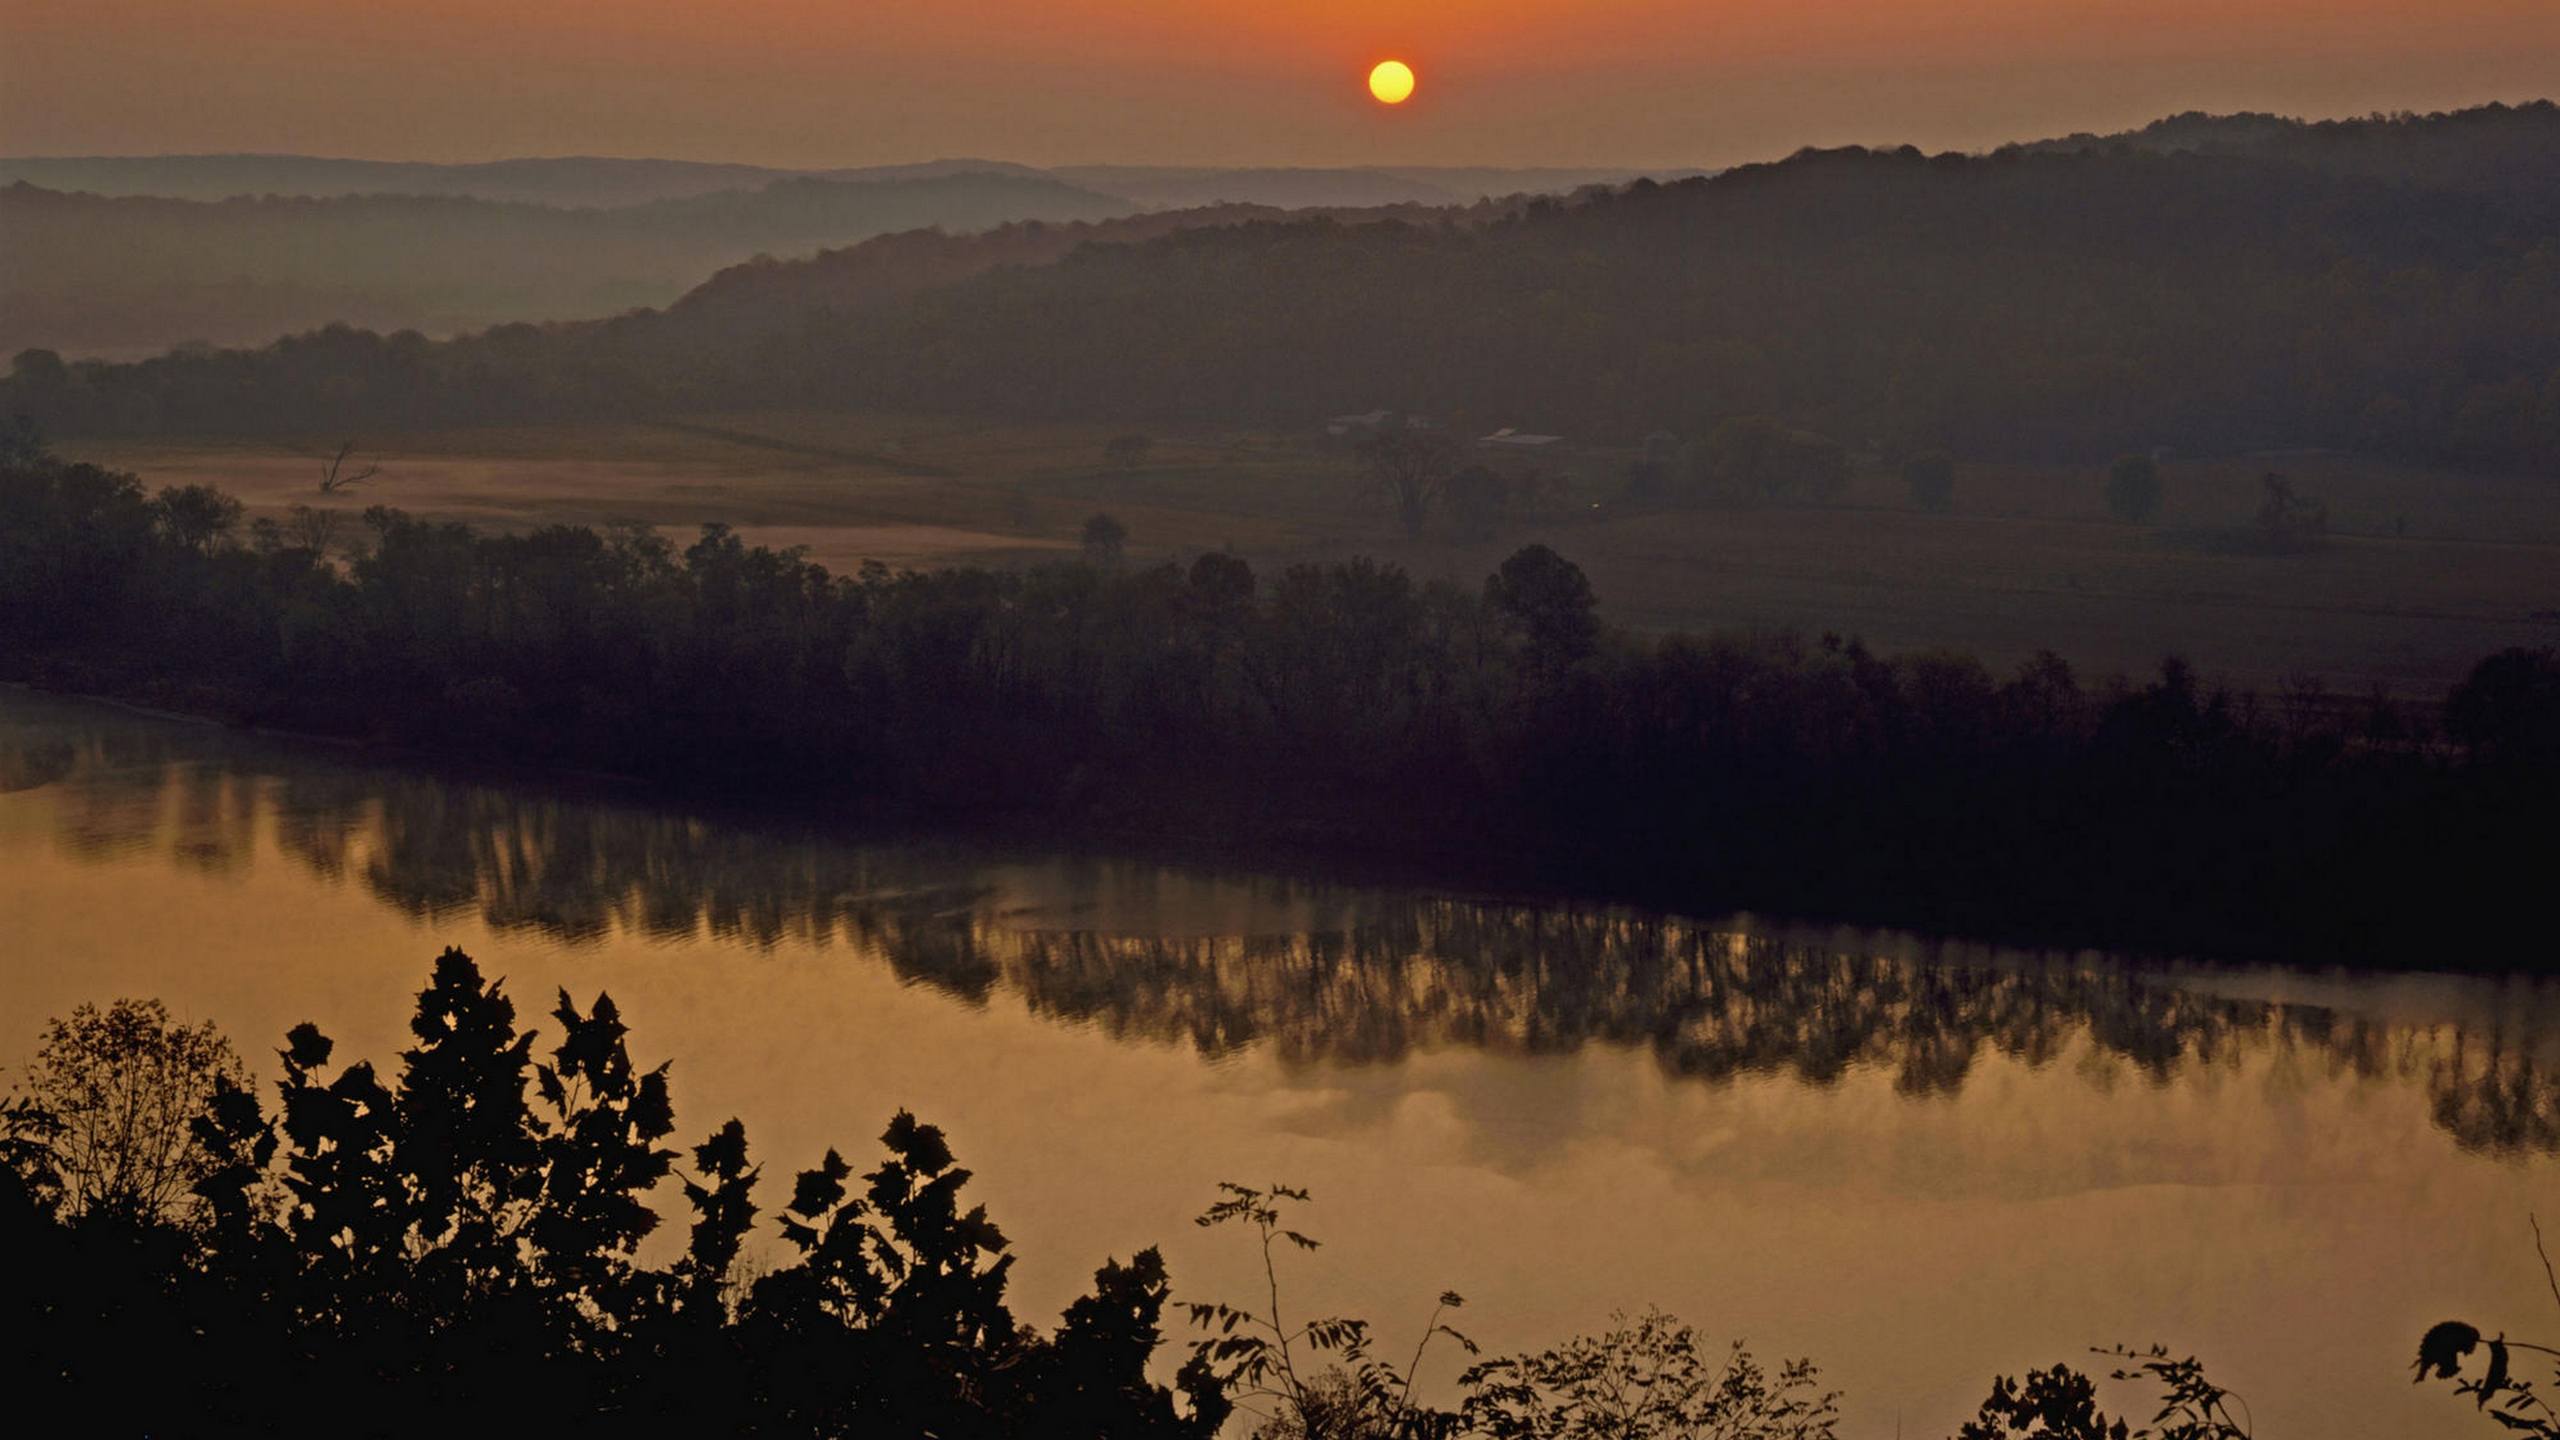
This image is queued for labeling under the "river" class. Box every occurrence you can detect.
[1,687,2549,1437]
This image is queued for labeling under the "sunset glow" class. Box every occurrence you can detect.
[1,0,2554,165]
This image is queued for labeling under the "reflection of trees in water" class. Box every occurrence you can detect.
[11,698,2560,1156]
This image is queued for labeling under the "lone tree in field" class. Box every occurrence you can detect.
[23,998,244,1222]
[1903,451,1957,513]
[1082,512,1129,567]
[318,440,381,495]
[1358,423,1461,540]
[2105,454,2163,524]
[2252,471,2328,552]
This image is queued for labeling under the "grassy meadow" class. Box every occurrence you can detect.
[79,414,2560,697]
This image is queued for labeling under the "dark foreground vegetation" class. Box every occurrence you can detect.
[5,439,2558,964]
[10,105,2560,474]
[8,956,2539,1437]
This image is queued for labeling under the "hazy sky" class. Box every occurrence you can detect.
[4,0,2557,167]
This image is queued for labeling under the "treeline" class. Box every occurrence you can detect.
[10,957,2530,1438]
[2014,101,2560,197]
[11,104,2560,470]
[6,443,2558,963]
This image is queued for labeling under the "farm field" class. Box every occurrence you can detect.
[78,414,2560,698]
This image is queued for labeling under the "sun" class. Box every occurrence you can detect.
[1368,60,1416,106]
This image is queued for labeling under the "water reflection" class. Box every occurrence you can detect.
[6,689,2555,1158]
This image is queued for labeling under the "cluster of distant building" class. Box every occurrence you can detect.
[1322,409,1566,451]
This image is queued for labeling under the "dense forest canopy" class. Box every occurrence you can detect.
[11,103,2560,471]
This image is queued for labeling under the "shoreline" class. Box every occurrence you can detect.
[0,673,2480,981]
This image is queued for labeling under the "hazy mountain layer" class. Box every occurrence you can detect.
[0,171,1133,356]
[13,104,2559,474]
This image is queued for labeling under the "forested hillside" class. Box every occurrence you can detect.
[11,104,2559,472]
[2017,100,2560,195]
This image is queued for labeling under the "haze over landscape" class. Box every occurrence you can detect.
[5,3,2560,1439]
[6,0,2560,164]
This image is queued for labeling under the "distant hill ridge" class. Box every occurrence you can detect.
[0,153,1681,210]
[11,102,2560,475]
[0,155,1052,208]
[0,170,1137,355]
[2007,98,2560,193]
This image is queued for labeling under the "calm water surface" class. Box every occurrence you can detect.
[2,688,2552,1437]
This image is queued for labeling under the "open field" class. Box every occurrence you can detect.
[79,416,2560,697]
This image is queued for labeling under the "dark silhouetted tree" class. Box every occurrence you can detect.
[24,998,244,1222]
[150,483,243,553]
[1084,512,1129,566]
[1486,544,1599,676]
[1360,424,1460,539]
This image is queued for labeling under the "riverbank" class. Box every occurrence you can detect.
[4,660,2539,978]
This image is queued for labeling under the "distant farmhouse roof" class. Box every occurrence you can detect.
[1479,427,1564,448]
[1325,410,1438,436]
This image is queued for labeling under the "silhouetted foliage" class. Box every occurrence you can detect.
[5,957,2547,1437]
[1187,1182,1474,1439]
[2447,648,2560,765]
[1958,1347,2249,1438]
[1461,1308,1839,1439]
[2407,1218,2560,1436]
[2,953,1227,1438]
[23,998,245,1222]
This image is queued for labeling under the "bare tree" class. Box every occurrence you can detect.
[24,998,246,1222]
[319,440,382,495]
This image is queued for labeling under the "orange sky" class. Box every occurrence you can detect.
[3,0,2557,166]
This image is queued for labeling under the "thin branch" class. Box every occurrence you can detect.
[2535,1213,2560,1320]
[1394,1296,1452,1425]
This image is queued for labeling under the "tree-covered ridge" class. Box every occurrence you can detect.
[2012,99,2560,196]
[10,103,2560,470]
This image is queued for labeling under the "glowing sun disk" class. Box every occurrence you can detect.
[1368,60,1416,105]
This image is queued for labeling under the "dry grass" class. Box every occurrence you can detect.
[80,419,2560,696]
